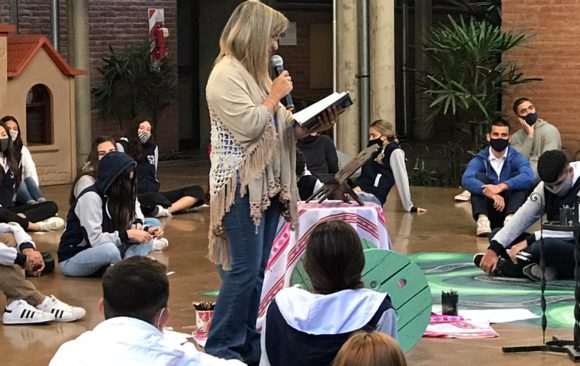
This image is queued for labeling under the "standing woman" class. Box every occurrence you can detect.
[354,119,427,213]
[118,116,206,217]
[1,116,47,204]
[205,1,334,363]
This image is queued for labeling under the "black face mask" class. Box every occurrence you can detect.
[522,112,538,126]
[489,138,509,152]
[0,138,9,153]
[367,138,383,147]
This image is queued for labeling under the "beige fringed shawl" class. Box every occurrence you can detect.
[206,56,299,269]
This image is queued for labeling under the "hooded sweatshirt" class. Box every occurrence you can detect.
[260,286,396,366]
[461,146,534,195]
[58,152,136,262]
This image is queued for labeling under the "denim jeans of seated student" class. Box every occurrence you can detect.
[357,191,382,206]
[144,217,162,228]
[205,188,282,364]
[17,177,46,204]
[60,240,154,277]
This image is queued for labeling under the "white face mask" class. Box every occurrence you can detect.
[9,130,18,142]
[138,131,151,144]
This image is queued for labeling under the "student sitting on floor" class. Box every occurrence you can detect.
[117,116,206,217]
[353,119,426,213]
[475,150,580,281]
[333,330,407,366]
[1,116,47,205]
[58,152,156,277]
[461,119,534,236]
[0,121,64,232]
[296,132,339,199]
[260,220,397,366]
[70,136,168,251]
[0,223,85,325]
[49,256,244,366]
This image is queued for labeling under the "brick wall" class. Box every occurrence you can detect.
[280,10,333,107]
[1,0,179,151]
[503,0,580,153]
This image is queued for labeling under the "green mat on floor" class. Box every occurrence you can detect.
[409,251,575,328]
[201,251,577,329]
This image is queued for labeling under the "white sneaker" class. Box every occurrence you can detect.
[38,217,65,231]
[36,295,86,322]
[3,300,55,325]
[154,205,172,218]
[152,238,169,251]
[476,216,491,236]
[454,190,471,201]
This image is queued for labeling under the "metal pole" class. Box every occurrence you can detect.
[401,0,409,136]
[332,0,337,142]
[50,0,59,49]
[358,0,370,150]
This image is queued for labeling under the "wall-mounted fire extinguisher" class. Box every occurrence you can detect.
[150,22,169,61]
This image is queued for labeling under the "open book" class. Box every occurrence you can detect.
[293,91,353,130]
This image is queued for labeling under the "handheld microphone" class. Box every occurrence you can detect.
[270,55,294,111]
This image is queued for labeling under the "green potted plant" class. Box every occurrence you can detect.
[418,14,541,152]
[92,42,177,130]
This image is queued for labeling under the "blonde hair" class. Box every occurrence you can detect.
[217,0,288,91]
[370,119,399,144]
[333,331,407,366]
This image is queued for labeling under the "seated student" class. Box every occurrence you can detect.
[297,132,339,199]
[510,97,562,175]
[1,116,47,204]
[260,220,397,366]
[58,152,156,277]
[0,122,63,232]
[475,150,580,281]
[49,256,244,366]
[333,330,407,366]
[0,223,85,325]
[461,119,534,236]
[70,136,167,251]
[117,116,206,217]
[353,119,426,213]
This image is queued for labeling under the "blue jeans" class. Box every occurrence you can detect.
[60,240,153,277]
[144,217,161,228]
[205,191,282,364]
[358,191,382,205]
[16,177,45,204]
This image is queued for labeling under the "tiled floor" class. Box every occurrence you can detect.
[0,157,572,365]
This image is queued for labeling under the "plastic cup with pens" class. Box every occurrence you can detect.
[193,301,215,334]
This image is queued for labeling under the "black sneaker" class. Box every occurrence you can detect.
[522,263,557,282]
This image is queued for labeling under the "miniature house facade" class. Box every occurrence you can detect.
[0,25,83,185]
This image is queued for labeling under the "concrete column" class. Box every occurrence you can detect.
[336,0,359,157]
[0,26,16,115]
[67,0,91,166]
[370,0,395,128]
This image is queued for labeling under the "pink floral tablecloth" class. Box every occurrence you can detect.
[257,200,392,325]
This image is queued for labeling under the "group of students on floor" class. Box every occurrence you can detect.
[47,220,407,366]
[449,97,578,282]
[0,115,208,326]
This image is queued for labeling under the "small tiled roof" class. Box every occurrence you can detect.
[6,34,86,78]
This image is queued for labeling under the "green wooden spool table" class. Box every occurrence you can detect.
[291,248,432,352]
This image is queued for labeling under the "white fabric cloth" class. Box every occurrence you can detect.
[488,146,508,178]
[49,317,245,366]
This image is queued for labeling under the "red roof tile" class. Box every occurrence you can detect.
[6,34,86,78]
